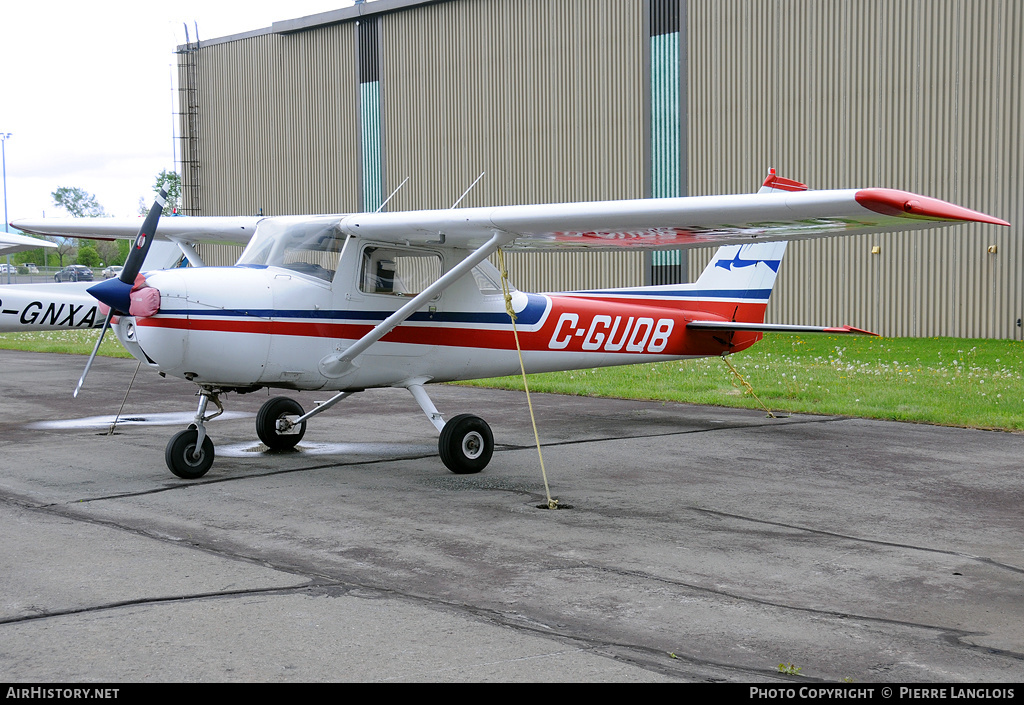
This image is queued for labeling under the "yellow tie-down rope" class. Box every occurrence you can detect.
[720,354,776,418]
[496,248,558,510]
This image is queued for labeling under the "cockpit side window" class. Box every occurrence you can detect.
[360,246,442,297]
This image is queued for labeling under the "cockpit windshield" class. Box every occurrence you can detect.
[236,216,346,283]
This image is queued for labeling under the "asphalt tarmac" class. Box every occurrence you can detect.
[1,349,1022,683]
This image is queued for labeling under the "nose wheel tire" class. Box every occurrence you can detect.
[166,429,215,479]
[256,397,307,450]
[439,414,493,474]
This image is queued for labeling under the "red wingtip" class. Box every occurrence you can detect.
[855,189,1010,226]
[822,325,879,336]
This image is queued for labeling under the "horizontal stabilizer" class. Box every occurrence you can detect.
[686,321,878,336]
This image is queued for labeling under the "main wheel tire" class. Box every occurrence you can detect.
[256,397,306,450]
[166,429,215,479]
[438,414,493,474]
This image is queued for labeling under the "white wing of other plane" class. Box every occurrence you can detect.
[12,216,264,246]
[12,187,1009,253]
[0,230,57,255]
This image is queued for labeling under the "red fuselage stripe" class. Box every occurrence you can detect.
[137,296,769,357]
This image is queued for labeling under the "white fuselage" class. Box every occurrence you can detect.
[113,239,757,392]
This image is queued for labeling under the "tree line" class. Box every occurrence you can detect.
[11,171,181,269]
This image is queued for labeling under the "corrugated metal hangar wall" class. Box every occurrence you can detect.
[177,0,1022,339]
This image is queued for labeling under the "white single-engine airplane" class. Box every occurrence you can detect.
[12,171,1010,479]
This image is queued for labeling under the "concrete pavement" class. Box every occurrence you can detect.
[1,350,1022,682]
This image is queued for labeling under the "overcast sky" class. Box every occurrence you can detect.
[1,0,354,223]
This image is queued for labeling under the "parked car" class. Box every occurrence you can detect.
[23,263,39,274]
[102,265,123,279]
[54,265,94,282]
[0,263,17,275]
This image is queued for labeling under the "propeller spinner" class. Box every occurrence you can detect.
[74,189,168,398]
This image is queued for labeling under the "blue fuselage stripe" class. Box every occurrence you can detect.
[158,294,549,325]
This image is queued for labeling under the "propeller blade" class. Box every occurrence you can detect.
[121,188,167,284]
[87,188,167,315]
[76,189,166,397]
[74,308,115,398]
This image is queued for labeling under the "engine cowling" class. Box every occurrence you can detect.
[127,267,274,386]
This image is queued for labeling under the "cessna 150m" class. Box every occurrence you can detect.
[12,172,1010,479]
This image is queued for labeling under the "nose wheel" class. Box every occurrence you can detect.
[165,388,223,480]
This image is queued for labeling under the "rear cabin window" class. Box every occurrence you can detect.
[360,247,442,297]
[471,261,511,294]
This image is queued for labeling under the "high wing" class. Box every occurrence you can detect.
[0,230,56,255]
[11,216,264,246]
[12,186,1008,253]
[335,188,1009,250]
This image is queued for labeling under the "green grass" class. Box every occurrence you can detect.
[2,329,1022,431]
[459,334,1024,432]
[0,329,132,358]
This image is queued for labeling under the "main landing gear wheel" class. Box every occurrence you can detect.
[256,397,306,450]
[438,414,493,474]
[165,429,215,479]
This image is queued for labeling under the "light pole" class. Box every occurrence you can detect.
[1,132,11,284]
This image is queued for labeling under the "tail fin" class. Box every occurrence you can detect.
[680,241,788,324]
[686,240,876,336]
[560,170,876,338]
[758,167,808,194]
[558,171,796,325]
[693,241,788,299]
[686,167,802,321]
[560,241,788,324]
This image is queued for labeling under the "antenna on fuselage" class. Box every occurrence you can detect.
[449,171,485,209]
[375,176,410,213]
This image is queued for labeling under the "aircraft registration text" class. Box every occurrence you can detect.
[547,312,674,354]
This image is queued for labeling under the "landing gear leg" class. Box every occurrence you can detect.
[165,388,223,479]
[404,381,493,474]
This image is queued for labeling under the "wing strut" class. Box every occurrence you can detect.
[318,231,511,378]
[169,238,205,267]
